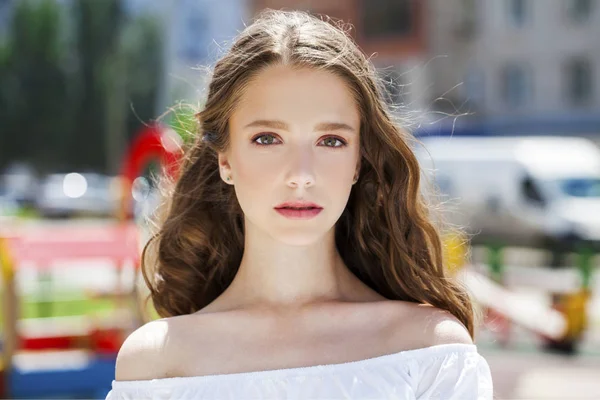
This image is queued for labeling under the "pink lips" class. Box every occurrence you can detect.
[274,201,323,219]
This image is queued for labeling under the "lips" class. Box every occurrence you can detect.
[274,201,323,210]
[277,206,319,210]
[274,201,323,219]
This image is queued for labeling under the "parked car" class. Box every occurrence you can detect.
[0,186,19,216]
[35,173,120,218]
[414,136,600,255]
[1,162,39,208]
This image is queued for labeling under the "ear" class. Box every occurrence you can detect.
[218,151,234,185]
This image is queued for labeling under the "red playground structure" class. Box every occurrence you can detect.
[0,123,182,398]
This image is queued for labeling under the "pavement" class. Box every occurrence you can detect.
[474,264,600,399]
[479,342,600,399]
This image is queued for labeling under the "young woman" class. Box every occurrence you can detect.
[107,10,494,400]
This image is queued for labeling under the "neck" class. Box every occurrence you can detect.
[217,221,368,312]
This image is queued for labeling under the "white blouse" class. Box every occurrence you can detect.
[106,343,493,399]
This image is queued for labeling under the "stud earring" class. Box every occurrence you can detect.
[226,176,231,181]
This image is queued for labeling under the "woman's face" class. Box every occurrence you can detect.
[219,65,361,245]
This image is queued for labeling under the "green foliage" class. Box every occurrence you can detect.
[0,0,72,172]
[71,0,126,172]
[165,102,200,145]
[0,0,166,174]
[122,15,164,142]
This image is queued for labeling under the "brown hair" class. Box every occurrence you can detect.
[142,10,482,339]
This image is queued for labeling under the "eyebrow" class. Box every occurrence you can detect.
[243,119,357,133]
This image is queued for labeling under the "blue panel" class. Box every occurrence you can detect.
[9,356,116,399]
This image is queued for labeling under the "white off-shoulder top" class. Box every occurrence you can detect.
[106,343,493,399]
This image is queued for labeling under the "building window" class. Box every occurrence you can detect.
[501,64,531,107]
[508,0,528,27]
[464,67,484,105]
[361,0,413,39]
[179,13,209,62]
[566,0,593,22]
[458,0,477,36]
[565,58,593,105]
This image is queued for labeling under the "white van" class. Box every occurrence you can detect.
[414,136,600,252]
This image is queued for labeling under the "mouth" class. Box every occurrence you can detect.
[274,202,323,219]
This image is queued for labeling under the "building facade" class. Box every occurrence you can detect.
[126,0,251,106]
[428,0,600,136]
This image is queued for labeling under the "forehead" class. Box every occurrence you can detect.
[231,65,360,128]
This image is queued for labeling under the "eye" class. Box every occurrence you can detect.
[252,134,281,146]
[319,136,347,148]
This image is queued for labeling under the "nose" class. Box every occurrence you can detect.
[286,145,316,188]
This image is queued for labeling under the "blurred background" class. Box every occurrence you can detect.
[0,0,599,398]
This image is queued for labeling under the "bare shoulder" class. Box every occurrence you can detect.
[115,311,224,381]
[386,301,473,349]
[417,303,473,345]
[115,318,174,381]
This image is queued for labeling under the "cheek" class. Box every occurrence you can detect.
[320,143,360,181]
[319,153,357,209]
[320,155,355,186]
[229,149,281,216]
[232,149,282,187]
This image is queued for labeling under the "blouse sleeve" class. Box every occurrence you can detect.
[410,348,494,400]
[105,383,180,400]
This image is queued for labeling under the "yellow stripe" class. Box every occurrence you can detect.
[0,237,15,281]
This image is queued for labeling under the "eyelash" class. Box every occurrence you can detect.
[251,134,348,148]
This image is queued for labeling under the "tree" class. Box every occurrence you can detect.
[0,0,165,175]
[0,0,71,172]
[71,0,165,174]
[122,15,164,141]
[70,0,125,172]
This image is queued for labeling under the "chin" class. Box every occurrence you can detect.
[270,227,329,246]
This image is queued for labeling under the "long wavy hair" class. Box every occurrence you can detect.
[142,9,482,339]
